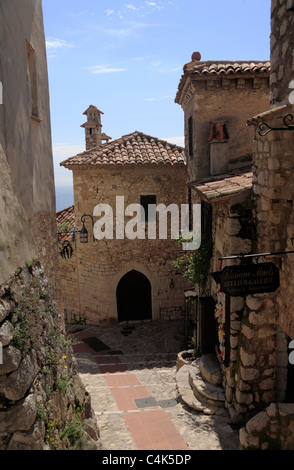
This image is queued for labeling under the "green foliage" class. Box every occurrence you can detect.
[58,222,69,232]
[59,404,92,450]
[56,371,71,392]
[36,403,48,422]
[12,278,45,354]
[172,235,213,295]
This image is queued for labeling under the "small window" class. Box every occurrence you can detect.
[26,41,39,118]
[188,116,193,159]
[140,195,156,222]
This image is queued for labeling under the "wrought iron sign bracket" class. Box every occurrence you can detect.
[258,113,294,136]
[219,250,294,262]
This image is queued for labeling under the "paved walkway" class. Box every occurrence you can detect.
[68,320,240,451]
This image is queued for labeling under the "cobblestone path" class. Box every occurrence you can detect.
[68,320,240,451]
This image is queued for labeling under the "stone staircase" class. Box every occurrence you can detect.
[176,353,227,416]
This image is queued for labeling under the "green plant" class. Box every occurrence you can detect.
[58,222,69,232]
[59,404,92,450]
[172,235,213,295]
[36,403,48,422]
[25,260,33,274]
[45,419,60,450]
[56,371,71,392]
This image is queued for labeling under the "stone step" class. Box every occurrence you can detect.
[189,359,225,408]
[199,354,222,387]
[176,364,227,416]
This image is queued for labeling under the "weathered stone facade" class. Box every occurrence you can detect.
[0,0,61,307]
[0,2,102,450]
[175,57,270,182]
[0,261,101,450]
[59,126,188,325]
[240,403,294,450]
[270,0,294,106]
[175,1,294,449]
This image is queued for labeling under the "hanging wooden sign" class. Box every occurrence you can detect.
[211,262,280,296]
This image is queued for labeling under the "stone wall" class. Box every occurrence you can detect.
[224,293,278,424]
[220,106,294,423]
[0,261,102,450]
[0,0,61,309]
[240,403,294,450]
[60,164,188,325]
[270,0,294,107]
[0,134,101,450]
[249,105,294,340]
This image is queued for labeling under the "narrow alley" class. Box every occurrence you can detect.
[68,320,240,451]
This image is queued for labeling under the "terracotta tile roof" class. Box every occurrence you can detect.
[60,131,186,168]
[83,105,104,115]
[190,61,271,76]
[190,167,252,202]
[56,205,75,241]
[175,60,270,104]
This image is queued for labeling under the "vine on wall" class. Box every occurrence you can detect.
[172,235,213,296]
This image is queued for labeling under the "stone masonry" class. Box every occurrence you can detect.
[59,126,189,325]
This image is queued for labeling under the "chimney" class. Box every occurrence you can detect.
[81,105,104,150]
[208,120,229,175]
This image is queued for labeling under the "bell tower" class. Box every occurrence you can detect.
[81,105,104,150]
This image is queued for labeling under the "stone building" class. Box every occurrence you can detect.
[238,0,294,449]
[0,0,59,298]
[175,1,294,450]
[175,55,270,360]
[0,1,101,450]
[58,108,188,325]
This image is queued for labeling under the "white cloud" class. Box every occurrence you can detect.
[87,65,127,74]
[126,4,138,11]
[151,60,162,67]
[46,37,74,50]
[106,9,115,16]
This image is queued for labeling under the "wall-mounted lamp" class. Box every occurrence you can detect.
[80,213,95,243]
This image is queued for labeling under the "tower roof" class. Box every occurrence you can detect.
[83,105,104,115]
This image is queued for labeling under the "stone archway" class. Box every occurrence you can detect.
[116,270,152,322]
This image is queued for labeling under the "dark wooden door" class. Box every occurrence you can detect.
[117,270,152,322]
[199,297,216,354]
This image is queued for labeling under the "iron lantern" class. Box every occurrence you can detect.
[79,213,95,243]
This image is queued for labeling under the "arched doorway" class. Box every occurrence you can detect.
[116,270,152,322]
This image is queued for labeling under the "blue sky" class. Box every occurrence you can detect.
[42,0,271,210]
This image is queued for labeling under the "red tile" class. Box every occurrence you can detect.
[111,386,152,411]
[105,374,141,387]
[123,410,189,450]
